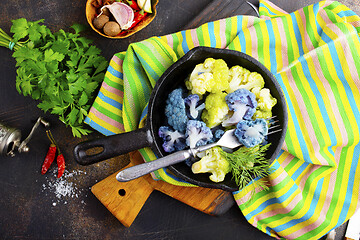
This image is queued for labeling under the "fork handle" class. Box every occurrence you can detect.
[194,142,217,153]
[116,149,192,182]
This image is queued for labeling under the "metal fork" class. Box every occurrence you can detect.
[116,118,281,182]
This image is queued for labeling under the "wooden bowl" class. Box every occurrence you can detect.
[86,0,159,39]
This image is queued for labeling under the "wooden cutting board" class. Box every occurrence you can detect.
[91,151,235,227]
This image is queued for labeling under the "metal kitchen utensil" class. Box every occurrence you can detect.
[116,118,281,182]
[246,1,260,17]
[0,117,48,157]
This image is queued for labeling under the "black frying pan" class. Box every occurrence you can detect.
[73,46,288,192]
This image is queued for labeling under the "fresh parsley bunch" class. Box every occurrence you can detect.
[1,18,108,137]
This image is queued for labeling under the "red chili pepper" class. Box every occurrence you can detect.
[41,129,66,177]
[129,11,147,29]
[57,154,65,178]
[126,0,140,10]
[41,144,57,174]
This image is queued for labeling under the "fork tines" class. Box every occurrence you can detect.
[267,116,282,135]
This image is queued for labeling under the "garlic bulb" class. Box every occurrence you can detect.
[100,2,134,30]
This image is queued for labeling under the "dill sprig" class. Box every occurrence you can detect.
[220,143,272,192]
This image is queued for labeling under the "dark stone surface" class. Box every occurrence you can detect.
[0,0,355,239]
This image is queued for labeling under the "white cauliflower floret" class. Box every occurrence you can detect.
[227,65,250,93]
[185,58,216,96]
[227,65,265,93]
[185,58,229,96]
[241,71,265,91]
[186,72,214,96]
[191,147,230,182]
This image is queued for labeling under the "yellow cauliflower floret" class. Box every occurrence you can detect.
[192,147,231,182]
[251,87,277,119]
[186,72,214,96]
[201,92,228,128]
[210,59,230,93]
[241,72,265,91]
[226,65,251,93]
[186,58,230,96]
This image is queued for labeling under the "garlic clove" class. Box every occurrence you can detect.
[100,2,134,30]
[137,0,152,13]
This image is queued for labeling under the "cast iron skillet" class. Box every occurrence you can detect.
[73,46,288,192]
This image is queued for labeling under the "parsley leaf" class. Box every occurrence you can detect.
[19,77,33,96]
[37,101,53,112]
[78,92,89,106]
[51,39,70,54]
[44,49,64,62]
[67,107,79,126]
[70,24,88,34]
[10,18,30,41]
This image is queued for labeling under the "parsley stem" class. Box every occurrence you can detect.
[0,27,24,51]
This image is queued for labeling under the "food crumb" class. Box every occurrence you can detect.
[52,202,56,206]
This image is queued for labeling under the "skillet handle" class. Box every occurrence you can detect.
[73,128,153,165]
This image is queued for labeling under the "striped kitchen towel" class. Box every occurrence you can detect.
[85,1,360,239]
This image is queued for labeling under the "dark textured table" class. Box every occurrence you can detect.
[0,0,355,239]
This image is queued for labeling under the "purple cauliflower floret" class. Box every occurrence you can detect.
[234,118,268,148]
[222,88,257,127]
[158,126,187,152]
[165,88,188,132]
[214,129,225,140]
[205,127,225,144]
[185,120,213,148]
[184,94,205,119]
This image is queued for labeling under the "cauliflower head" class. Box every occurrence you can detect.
[191,147,231,182]
[185,72,215,96]
[227,65,251,93]
[186,58,230,96]
[186,58,216,96]
[240,71,265,92]
[184,94,205,120]
[164,88,188,132]
[158,126,187,153]
[251,87,277,119]
[185,120,213,148]
[234,118,268,148]
[222,88,257,127]
[201,92,229,128]
[210,58,230,93]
